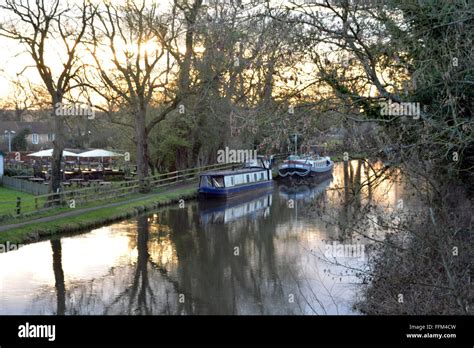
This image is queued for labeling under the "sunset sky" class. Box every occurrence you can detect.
[0,0,330,103]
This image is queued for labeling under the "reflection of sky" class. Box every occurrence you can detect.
[0,161,416,315]
[271,160,409,314]
[0,224,136,314]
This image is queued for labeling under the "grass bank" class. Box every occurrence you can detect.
[0,186,197,245]
[0,187,46,218]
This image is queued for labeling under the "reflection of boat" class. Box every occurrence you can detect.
[278,155,333,181]
[278,178,332,202]
[198,157,273,199]
[199,189,273,224]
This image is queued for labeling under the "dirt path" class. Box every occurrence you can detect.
[0,182,197,232]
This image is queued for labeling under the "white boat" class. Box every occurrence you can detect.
[278,155,333,180]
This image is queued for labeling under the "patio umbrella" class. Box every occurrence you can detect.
[77,149,124,173]
[27,149,77,157]
[77,149,124,158]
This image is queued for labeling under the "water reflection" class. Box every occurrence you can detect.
[51,240,65,315]
[278,178,332,202]
[0,160,418,315]
[198,188,273,224]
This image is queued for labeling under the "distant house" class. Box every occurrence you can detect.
[0,121,54,152]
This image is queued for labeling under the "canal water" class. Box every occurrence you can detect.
[0,160,419,315]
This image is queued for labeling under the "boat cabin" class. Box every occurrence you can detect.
[199,167,273,198]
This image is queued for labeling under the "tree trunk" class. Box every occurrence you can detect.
[135,109,150,193]
[262,57,275,106]
[50,100,65,204]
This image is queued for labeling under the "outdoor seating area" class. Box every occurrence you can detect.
[5,148,137,189]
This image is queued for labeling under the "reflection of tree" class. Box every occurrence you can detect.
[162,199,297,315]
[129,216,154,314]
[103,216,174,314]
[51,240,66,315]
[34,168,396,314]
[278,160,413,314]
[323,160,400,242]
[103,215,200,315]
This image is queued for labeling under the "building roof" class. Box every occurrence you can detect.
[0,121,52,134]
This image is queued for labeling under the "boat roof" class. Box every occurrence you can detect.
[200,167,267,176]
[286,155,330,161]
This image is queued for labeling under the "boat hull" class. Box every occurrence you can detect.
[198,180,273,199]
[278,162,334,181]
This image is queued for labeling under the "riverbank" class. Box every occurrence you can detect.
[0,185,197,245]
[1,155,367,246]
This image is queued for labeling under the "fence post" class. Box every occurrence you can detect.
[56,188,61,206]
[16,197,21,215]
[35,196,38,210]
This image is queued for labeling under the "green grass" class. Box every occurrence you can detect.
[0,187,47,218]
[0,183,175,225]
[0,187,197,245]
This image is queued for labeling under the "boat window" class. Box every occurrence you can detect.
[200,176,212,187]
[260,172,264,180]
[246,174,250,183]
[231,176,234,186]
[254,173,257,181]
[212,176,225,188]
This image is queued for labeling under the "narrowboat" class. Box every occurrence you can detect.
[198,159,273,199]
[278,155,334,180]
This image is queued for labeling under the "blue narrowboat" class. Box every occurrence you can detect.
[198,160,273,199]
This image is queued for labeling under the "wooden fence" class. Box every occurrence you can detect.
[1,176,49,195]
[0,162,234,222]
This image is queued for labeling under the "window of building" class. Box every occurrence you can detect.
[47,133,55,142]
[31,133,39,144]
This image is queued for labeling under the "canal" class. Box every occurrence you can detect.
[0,160,420,315]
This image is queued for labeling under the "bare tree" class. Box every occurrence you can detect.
[275,0,473,179]
[87,0,184,192]
[0,0,95,197]
[0,78,49,121]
